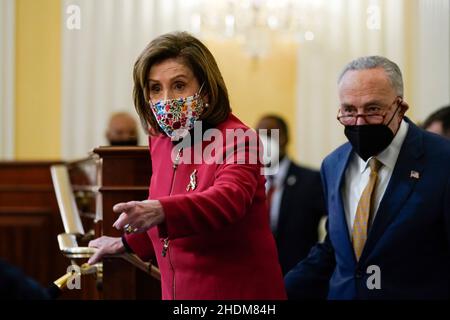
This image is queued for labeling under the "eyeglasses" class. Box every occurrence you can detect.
[337,97,402,126]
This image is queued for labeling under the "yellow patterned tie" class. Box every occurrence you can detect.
[352,158,383,261]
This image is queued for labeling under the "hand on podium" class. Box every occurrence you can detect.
[87,236,125,265]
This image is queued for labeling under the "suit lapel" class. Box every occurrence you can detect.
[360,121,425,262]
[276,162,296,238]
[331,144,355,262]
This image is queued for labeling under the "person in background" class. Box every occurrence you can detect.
[87,32,286,300]
[285,56,450,299]
[105,112,139,146]
[0,258,50,299]
[256,115,326,275]
[422,105,450,138]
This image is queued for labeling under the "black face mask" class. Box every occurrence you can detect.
[344,125,394,161]
[109,139,138,146]
[343,100,403,161]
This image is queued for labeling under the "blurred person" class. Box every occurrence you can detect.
[422,105,450,138]
[0,258,50,299]
[256,114,326,275]
[105,112,139,146]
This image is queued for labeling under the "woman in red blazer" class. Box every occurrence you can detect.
[88,31,286,300]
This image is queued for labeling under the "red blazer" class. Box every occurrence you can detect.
[125,114,287,300]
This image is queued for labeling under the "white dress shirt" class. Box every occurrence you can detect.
[266,156,291,233]
[342,120,409,235]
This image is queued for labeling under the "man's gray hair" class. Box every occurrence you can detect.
[338,56,404,97]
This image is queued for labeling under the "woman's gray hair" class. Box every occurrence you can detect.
[338,56,404,97]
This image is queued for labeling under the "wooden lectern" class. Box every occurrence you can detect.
[92,146,161,299]
[0,147,161,299]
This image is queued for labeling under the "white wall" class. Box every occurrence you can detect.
[0,0,15,160]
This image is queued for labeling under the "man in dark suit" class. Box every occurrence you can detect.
[256,115,326,275]
[285,56,450,299]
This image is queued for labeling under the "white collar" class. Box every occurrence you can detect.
[267,156,291,187]
[358,119,409,173]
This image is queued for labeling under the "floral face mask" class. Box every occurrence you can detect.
[149,84,206,140]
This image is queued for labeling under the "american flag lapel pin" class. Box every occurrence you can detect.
[410,170,420,179]
[186,169,198,191]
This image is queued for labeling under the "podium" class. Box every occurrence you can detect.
[92,146,161,299]
[0,147,161,299]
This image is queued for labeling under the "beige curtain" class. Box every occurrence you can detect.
[61,0,195,158]
[411,0,450,122]
[0,0,15,159]
[295,0,449,168]
[61,0,449,162]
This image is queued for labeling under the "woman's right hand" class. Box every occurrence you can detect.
[87,236,125,265]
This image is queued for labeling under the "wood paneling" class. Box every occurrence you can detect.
[0,161,98,299]
[0,148,161,300]
[0,162,67,287]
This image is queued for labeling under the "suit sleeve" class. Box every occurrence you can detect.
[445,174,450,249]
[156,133,261,240]
[158,162,259,239]
[284,162,336,299]
[284,226,335,299]
[313,172,327,218]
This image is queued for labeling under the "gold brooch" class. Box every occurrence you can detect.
[186,169,198,191]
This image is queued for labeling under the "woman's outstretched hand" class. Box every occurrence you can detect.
[112,200,165,234]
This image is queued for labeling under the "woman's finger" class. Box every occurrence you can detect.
[113,201,137,214]
[88,248,103,265]
[113,212,130,230]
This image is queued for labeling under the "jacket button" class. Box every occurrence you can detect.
[355,270,363,279]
